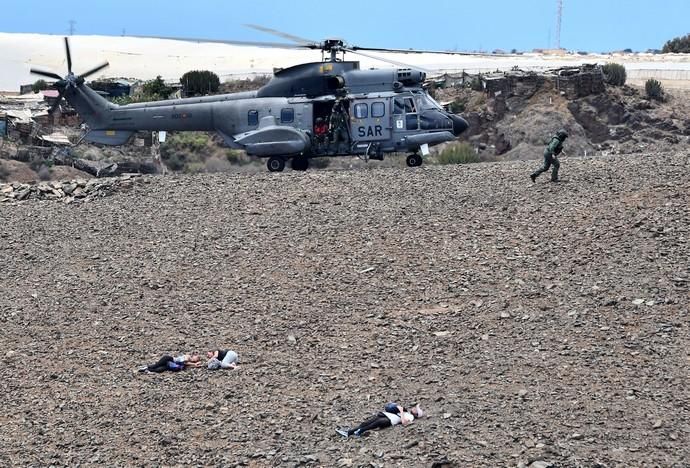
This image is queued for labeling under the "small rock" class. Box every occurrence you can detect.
[434,331,451,337]
[287,334,297,345]
[338,458,353,467]
[529,462,553,468]
[652,419,663,429]
[632,298,645,305]
[500,311,511,319]
[570,433,584,440]
[442,412,452,419]
[518,389,528,398]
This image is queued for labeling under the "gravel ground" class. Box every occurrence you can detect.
[1,152,689,467]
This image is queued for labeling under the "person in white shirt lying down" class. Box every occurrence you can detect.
[335,402,424,438]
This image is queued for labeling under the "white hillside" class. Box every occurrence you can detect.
[1,32,689,92]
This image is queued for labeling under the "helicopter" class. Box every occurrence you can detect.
[30,27,471,172]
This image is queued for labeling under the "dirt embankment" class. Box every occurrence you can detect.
[438,84,690,162]
[1,150,688,467]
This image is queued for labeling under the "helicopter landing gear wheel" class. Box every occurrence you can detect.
[291,156,309,171]
[267,156,285,172]
[406,153,423,167]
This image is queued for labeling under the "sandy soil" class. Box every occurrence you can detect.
[1,151,689,467]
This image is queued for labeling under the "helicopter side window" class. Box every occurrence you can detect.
[280,108,294,123]
[371,102,385,118]
[248,110,259,126]
[404,98,416,113]
[353,103,368,119]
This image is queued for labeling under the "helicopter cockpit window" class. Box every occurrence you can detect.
[393,98,405,115]
[393,97,416,115]
[419,93,443,110]
[281,108,294,123]
[371,102,385,118]
[248,110,259,126]
[353,103,368,119]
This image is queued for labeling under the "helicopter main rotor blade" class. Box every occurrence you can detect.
[344,48,432,73]
[244,24,318,46]
[64,37,73,73]
[49,90,64,114]
[30,69,63,81]
[126,34,309,49]
[351,45,513,57]
[79,62,110,80]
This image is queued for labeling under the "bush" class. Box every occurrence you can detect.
[470,75,484,92]
[180,70,220,96]
[449,98,465,113]
[603,63,627,86]
[662,33,690,53]
[204,157,232,173]
[142,75,174,100]
[435,143,481,165]
[32,79,49,93]
[645,78,665,102]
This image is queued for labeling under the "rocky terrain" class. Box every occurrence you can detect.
[1,151,689,467]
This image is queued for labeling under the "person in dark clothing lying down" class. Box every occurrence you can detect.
[336,402,424,438]
[138,354,202,373]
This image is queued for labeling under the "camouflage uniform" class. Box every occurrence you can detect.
[531,130,567,182]
[329,102,350,154]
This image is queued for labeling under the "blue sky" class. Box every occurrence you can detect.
[1,0,687,53]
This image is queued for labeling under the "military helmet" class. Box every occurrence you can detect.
[556,129,568,140]
[316,117,324,123]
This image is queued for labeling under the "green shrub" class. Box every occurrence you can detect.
[435,143,481,165]
[645,78,665,101]
[662,33,690,53]
[449,98,466,113]
[470,75,484,92]
[226,150,251,166]
[603,63,627,86]
[180,70,220,96]
[32,79,48,93]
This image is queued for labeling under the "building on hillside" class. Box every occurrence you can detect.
[89,79,134,98]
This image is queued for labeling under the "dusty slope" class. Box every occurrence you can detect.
[1,152,689,467]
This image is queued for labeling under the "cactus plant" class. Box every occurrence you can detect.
[645,78,665,102]
[602,63,627,86]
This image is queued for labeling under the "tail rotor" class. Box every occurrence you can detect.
[30,37,109,113]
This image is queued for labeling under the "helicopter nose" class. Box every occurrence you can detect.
[450,114,469,136]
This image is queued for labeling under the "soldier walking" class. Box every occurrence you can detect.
[531,129,568,183]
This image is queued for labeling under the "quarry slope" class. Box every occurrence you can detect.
[1,152,689,467]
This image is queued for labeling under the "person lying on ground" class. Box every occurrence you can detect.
[138,353,202,373]
[206,349,239,370]
[335,402,424,438]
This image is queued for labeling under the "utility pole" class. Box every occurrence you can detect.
[68,20,76,36]
[555,0,563,49]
